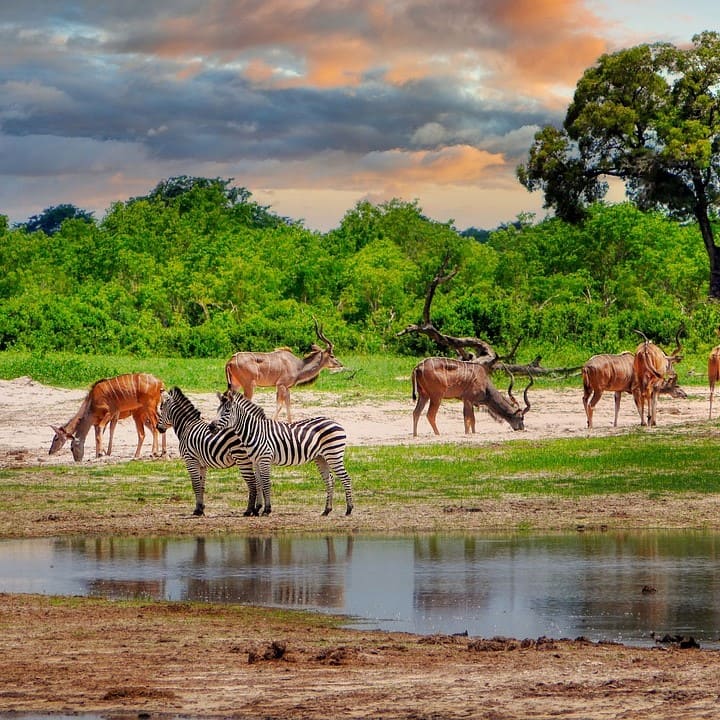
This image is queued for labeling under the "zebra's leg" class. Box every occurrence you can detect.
[185,460,206,516]
[237,459,259,516]
[314,457,334,516]
[329,457,354,516]
[256,458,272,515]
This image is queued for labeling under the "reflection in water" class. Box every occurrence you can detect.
[2,532,720,647]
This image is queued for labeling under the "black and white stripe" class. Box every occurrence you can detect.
[210,390,354,517]
[157,387,257,516]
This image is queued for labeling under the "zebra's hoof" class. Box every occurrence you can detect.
[345,505,353,516]
[321,508,332,516]
[193,505,205,516]
[262,507,272,516]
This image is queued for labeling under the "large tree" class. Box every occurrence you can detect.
[517,32,720,297]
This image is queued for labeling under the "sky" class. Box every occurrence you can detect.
[1,1,718,233]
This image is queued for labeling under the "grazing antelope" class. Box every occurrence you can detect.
[225,318,342,421]
[632,334,683,427]
[709,345,720,419]
[411,357,532,436]
[49,373,166,461]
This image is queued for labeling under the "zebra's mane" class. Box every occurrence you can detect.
[230,391,267,419]
[169,386,202,421]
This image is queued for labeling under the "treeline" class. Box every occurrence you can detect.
[1,177,718,360]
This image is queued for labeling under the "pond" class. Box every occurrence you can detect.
[2,531,720,647]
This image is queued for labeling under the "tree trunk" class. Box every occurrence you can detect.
[692,173,720,299]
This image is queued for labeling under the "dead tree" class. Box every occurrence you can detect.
[397,255,580,378]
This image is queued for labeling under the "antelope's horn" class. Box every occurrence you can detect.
[522,374,534,416]
[507,370,517,406]
[313,315,333,349]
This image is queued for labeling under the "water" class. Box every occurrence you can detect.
[2,531,720,647]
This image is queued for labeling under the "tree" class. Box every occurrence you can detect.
[17,204,94,235]
[517,32,720,298]
[132,176,287,228]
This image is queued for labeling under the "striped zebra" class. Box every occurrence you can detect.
[209,389,354,517]
[156,387,257,516]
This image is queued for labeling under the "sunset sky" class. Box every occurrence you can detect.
[1,1,718,232]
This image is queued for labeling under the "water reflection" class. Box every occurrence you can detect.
[2,532,720,647]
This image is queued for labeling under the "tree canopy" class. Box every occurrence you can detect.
[1,173,715,362]
[16,204,95,235]
[517,31,720,297]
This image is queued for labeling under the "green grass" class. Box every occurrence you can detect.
[0,350,419,398]
[3,425,719,522]
[0,348,711,399]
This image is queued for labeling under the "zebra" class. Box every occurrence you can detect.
[156,387,258,516]
[209,389,354,517]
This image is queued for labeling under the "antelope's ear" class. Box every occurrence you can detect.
[310,343,322,351]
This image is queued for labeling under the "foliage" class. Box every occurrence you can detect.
[2,172,720,364]
[14,204,95,235]
[517,32,720,297]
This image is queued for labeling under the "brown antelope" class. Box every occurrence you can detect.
[225,319,342,421]
[632,334,683,427]
[411,357,532,436]
[582,352,635,429]
[582,352,686,428]
[49,373,166,461]
[708,345,720,419]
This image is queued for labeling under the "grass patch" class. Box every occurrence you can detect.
[3,426,719,522]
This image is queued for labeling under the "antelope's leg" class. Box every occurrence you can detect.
[131,412,146,458]
[462,400,475,434]
[585,389,602,429]
[412,394,429,437]
[275,384,291,421]
[94,422,105,458]
[612,391,622,427]
[426,398,442,435]
[710,381,716,420]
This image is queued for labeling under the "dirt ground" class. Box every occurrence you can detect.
[2,376,720,719]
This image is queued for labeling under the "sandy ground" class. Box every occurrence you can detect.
[0,374,713,462]
[2,376,720,719]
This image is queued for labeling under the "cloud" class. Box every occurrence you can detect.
[0,0,692,229]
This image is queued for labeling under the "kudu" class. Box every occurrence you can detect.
[582,351,687,429]
[49,373,166,461]
[411,357,532,436]
[709,345,720,419]
[632,333,683,427]
[224,319,342,421]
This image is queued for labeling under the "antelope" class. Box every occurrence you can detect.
[411,357,532,436]
[582,353,635,429]
[225,318,342,421]
[709,345,720,419]
[49,373,166,461]
[632,333,683,427]
[582,352,686,429]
